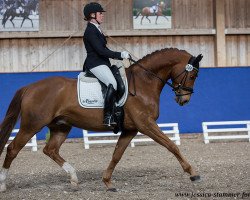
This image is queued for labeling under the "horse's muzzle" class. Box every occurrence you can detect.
[175,96,190,106]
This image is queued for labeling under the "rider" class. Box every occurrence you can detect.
[83,2,130,127]
[15,0,26,14]
[150,0,160,15]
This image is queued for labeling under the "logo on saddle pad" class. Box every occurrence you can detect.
[77,66,128,109]
[82,99,98,104]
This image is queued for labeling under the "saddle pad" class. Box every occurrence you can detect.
[77,67,128,108]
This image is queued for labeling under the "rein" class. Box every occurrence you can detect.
[128,57,198,97]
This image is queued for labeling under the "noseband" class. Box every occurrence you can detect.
[128,57,199,97]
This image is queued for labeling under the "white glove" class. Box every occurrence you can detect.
[121,51,130,59]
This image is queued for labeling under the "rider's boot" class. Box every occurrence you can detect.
[103,84,117,127]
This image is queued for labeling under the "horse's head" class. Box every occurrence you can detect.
[171,54,203,106]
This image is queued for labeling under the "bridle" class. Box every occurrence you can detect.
[128,56,199,97]
[168,62,199,97]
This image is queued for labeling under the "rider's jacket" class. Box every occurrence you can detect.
[83,22,122,71]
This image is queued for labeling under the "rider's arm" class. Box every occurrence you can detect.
[85,29,122,60]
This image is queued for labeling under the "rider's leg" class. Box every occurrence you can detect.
[90,65,117,126]
[90,65,117,90]
[103,84,116,126]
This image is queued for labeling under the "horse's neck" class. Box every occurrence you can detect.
[130,50,189,94]
[139,52,174,79]
[126,54,172,98]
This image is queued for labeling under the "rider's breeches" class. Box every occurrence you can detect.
[90,65,117,90]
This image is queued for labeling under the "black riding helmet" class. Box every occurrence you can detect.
[83,2,105,20]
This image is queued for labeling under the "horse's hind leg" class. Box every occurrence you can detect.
[10,16,15,28]
[146,16,151,23]
[102,130,137,192]
[0,128,37,192]
[140,16,144,24]
[20,18,25,28]
[43,124,78,186]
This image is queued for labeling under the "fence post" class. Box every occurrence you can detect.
[83,130,90,149]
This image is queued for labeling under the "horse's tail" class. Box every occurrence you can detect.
[2,11,8,26]
[2,12,6,25]
[0,87,26,157]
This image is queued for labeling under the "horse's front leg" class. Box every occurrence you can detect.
[136,118,200,182]
[163,15,169,21]
[102,130,137,192]
[28,17,33,28]
[155,15,159,24]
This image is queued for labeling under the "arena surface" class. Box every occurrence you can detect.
[0,135,249,200]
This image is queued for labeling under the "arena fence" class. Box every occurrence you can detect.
[5,129,38,151]
[83,123,180,149]
[202,121,250,144]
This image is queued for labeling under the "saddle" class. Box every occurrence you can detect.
[77,65,128,133]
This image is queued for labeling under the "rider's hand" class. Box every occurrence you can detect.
[121,51,130,59]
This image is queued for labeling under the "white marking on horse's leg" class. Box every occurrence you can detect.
[62,162,78,186]
[0,168,9,192]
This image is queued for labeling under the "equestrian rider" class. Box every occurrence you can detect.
[150,0,159,15]
[15,0,26,13]
[83,2,130,127]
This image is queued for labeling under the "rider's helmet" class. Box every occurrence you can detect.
[83,2,105,20]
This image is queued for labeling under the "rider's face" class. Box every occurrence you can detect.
[95,12,104,24]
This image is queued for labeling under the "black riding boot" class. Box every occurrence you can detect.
[103,84,117,127]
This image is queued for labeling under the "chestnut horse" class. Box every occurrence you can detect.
[0,48,203,192]
[135,2,169,25]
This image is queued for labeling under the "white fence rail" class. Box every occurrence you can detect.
[83,123,180,149]
[202,121,250,144]
[5,129,38,151]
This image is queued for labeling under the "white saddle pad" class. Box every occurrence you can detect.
[77,67,128,108]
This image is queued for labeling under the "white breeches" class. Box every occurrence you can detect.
[90,65,117,90]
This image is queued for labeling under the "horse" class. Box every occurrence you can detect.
[2,0,38,28]
[135,1,169,25]
[0,48,203,192]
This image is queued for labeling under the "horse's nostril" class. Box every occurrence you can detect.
[183,100,189,105]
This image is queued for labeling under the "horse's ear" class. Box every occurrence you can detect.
[195,54,203,63]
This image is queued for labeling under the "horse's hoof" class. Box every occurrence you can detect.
[107,187,118,192]
[190,175,201,182]
[70,181,79,187]
[0,182,6,192]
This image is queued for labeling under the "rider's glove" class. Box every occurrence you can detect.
[121,51,130,59]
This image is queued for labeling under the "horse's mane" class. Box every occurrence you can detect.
[133,48,190,65]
